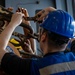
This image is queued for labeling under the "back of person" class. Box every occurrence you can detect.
[1,7,75,75]
[31,52,75,75]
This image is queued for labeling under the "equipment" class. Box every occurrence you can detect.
[12,32,38,41]
[0,5,42,24]
[0,5,33,33]
[0,5,39,40]
[40,10,75,38]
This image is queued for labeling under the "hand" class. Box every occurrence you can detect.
[16,7,35,54]
[16,7,30,26]
[23,39,34,54]
[7,7,13,12]
[10,12,24,27]
[15,38,34,54]
[35,7,56,22]
[13,38,34,54]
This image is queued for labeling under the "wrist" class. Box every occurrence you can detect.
[9,22,19,28]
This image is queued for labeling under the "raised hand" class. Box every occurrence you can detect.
[16,7,30,26]
[10,12,24,27]
[35,7,56,23]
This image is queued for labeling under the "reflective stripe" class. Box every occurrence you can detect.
[6,46,14,53]
[39,61,75,75]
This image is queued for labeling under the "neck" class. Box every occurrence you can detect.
[43,45,66,55]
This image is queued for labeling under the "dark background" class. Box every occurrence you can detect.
[0,0,5,7]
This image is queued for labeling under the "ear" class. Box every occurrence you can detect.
[41,32,47,42]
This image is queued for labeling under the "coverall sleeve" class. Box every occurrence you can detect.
[1,53,31,75]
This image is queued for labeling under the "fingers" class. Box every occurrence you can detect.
[16,7,30,25]
[35,7,56,23]
[35,9,47,22]
[22,39,34,53]
[7,7,13,12]
[16,7,22,12]
[16,7,29,17]
[14,12,24,17]
[11,12,24,26]
[35,10,45,17]
[25,39,30,45]
[22,8,29,17]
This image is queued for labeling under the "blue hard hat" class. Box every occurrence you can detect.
[40,10,75,38]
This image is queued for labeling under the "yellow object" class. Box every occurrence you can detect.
[10,38,23,50]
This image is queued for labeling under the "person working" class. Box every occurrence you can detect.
[0,7,35,56]
[0,7,75,75]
